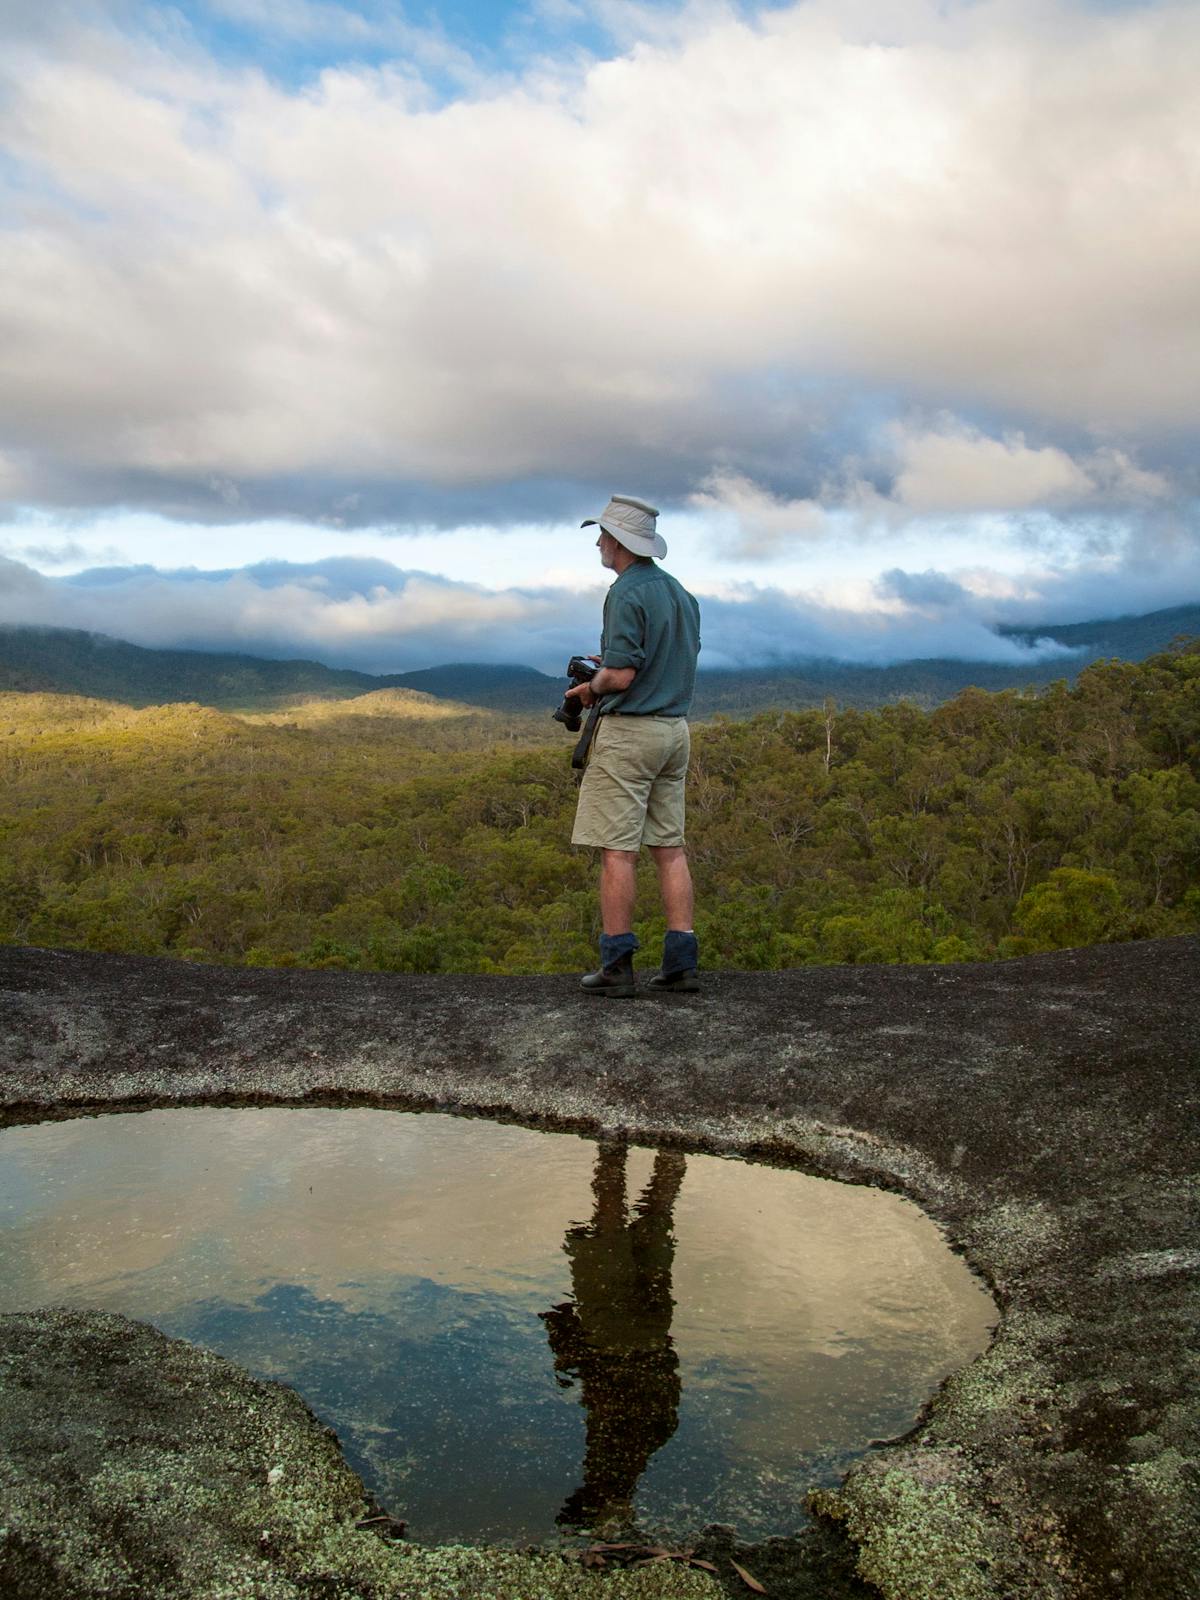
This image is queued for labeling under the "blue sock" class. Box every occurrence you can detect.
[600,931,639,968]
[663,929,698,976]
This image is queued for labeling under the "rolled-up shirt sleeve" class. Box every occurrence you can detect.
[601,591,646,671]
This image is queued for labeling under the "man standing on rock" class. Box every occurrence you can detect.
[565,495,702,997]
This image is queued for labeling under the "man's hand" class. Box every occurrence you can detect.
[565,660,637,710]
[565,679,597,709]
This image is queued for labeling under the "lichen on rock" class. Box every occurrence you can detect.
[0,1308,718,1600]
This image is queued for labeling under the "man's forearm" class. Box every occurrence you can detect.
[590,665,637,697]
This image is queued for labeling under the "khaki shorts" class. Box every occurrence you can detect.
[571,715,690,851]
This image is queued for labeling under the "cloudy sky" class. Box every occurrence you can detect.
[1,0,1197,672]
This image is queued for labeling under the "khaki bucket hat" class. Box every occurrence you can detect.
[581,494,667,559]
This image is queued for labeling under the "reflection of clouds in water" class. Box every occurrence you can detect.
[627,1140,991,1342]
[630,1145,995,1460]
[1,1111,993,1368]
[163,1276,589,1544]
[0,1116,252,1293]
[0,1108,995,1531]
[1,1110,598,1308]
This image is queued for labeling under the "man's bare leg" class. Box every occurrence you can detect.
[599,849,639,935]
[648,845,693,929]
[579,850,641,996]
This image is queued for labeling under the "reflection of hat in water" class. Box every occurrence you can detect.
[581,495,666,559]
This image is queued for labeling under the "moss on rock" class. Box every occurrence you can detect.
[0,1309,717,1600]
[810,1449,1023,1600]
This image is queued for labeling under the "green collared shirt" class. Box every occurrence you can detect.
[599,560,701,717]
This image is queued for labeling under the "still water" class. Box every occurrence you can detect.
[0,1108,995,1545]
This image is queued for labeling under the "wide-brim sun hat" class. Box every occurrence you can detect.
[581,494,667,559]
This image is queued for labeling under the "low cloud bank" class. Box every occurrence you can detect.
[0,554,1091,675]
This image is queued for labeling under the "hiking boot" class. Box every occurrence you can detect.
[647,967,700,993]
[580,952,637,998]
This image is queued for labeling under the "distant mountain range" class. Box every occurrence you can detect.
[997,604,1200,661]
[1,604,1197,716]
[0,627,555,713]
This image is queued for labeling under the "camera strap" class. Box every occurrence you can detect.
[571,703,602,773]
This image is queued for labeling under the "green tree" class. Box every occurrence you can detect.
[1007,867,1127,954]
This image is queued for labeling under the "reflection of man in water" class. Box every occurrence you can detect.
[541,1142,685,1532]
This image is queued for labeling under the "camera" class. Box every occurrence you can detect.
[552,655,599,732]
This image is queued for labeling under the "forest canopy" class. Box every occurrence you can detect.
[1,648,1197,974]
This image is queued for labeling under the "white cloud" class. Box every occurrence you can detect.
[890,422,1175,515]
[0,0,1197,529]
[688,472,839,558]
[892,422,1093,513]
[688,434,1178,568]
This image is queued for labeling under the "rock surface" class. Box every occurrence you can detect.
[0,938,1198,1600]
[0,1308,717,1600]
